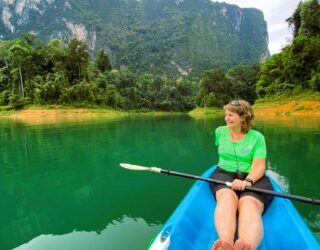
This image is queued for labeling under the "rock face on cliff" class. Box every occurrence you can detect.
[0,0,269,75]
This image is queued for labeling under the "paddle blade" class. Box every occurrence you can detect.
[119,163,162,173]
[120,163,149,171]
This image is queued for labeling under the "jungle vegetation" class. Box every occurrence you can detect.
[0,0,319,111]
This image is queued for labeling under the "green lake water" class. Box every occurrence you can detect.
[0,115,319,249]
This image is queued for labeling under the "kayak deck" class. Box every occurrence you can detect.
[149,166,319,250]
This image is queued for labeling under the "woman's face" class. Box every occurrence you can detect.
[224,109,243,130]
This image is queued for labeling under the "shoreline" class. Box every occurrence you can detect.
[0,100,320,125]
[0,107,181,125]
[189,100,320,118]
[253,100,320,116]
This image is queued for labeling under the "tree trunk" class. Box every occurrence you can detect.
[18,64,25,97]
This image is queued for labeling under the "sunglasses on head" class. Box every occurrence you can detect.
[230,100,241,106]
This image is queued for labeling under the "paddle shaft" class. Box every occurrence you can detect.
[160,169,320,205]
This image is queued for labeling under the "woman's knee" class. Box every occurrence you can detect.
[216,189,238,207]
[238,196,264,215]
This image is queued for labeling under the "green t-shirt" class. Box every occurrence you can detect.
[215,126,266,173]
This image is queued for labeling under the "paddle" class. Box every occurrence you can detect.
[120,163,320,206]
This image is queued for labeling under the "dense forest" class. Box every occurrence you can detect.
[0,0,319,111]
[256,0,320,96]
[0,0,268,76]
[0,35,196,111]
[0,34,260,111]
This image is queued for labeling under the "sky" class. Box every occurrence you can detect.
[214,0,302,54]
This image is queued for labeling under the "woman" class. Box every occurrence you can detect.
[211,100,273,250]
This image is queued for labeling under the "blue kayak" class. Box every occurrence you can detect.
[149,166,319,250]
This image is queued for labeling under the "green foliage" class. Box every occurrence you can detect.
[0,36,197,111]
[196,69,233,108]
[227,64,259,104]
[287,0,320,37]
[2,5,317,113]
[0,67,10,91]
[0,90,10,106]
[300,0,320,36]
[62,82,91,103]
[20,32,45,48]
[204,92,218,107]
[34,73,67,104]
[0,40,13,67]
[65,38,90,83]
[44,39,67,73]
[257,1,320,98]
[104,84,124,107]
[1,0,268,76]
[95,49,112,73]
[287,2,303,37]
[309,66,320,91]
[8,93,27,109]
[196,64,261,108]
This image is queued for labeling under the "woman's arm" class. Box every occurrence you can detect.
[246,158,266,184]
[232,158,266,191]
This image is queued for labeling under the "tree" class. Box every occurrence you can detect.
[256,53,285,97]
[287,2,303,37]
[0,40,13,67]
[299,0,320,36]
[196,69,233,107]
[9,41,32,97]
[66,38,90,83]
[105,84,123,108]
[21,32,44,48]
[0,66,10,91]
[95,49,112,73]
[44,38,67,73]
[309,62,320,91]
[227,65,259,104]
[287,0,320,37]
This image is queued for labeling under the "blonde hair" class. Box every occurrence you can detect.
[223,100,254,133]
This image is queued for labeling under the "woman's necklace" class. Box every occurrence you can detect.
[230,130,246,179]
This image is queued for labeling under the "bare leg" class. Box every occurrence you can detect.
[234,196,264,250]
[212,188,238,250]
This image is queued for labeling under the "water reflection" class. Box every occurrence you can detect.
[255,115,320,131]
[14,216,161,250]
[0,115,218,249]
[1,110,128,126]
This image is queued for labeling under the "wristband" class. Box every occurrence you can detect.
[245,177,254,186]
